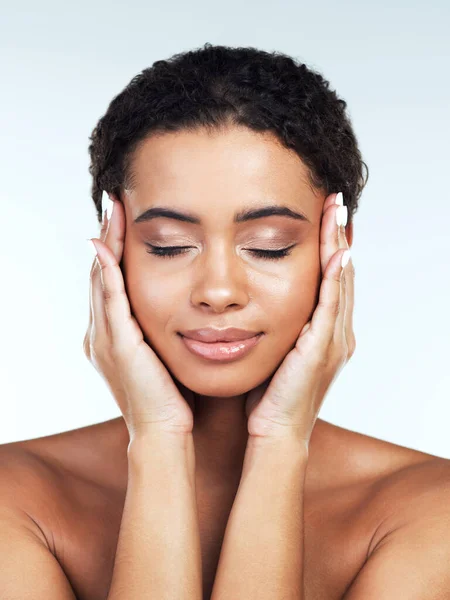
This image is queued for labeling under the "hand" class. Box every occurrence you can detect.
[244,192,355,444]
[83,191,196,440]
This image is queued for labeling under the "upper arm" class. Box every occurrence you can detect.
[0,504,77,599]
[342,511,450,599]
[0,454,78,600]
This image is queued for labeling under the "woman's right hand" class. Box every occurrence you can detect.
[83,191,196,441]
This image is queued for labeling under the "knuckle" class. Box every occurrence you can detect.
[347,335,356,358]
[331,338,348,365]
[102,286,127,303]
[318,298,341,318]
[97,263,121,301]
[309,345,329,369]
[329,299,341,318]
[110,342,127,365]
[83,330,92,354]
[103,283,127,303]
[102,286,113,302]
[90,340,109,366]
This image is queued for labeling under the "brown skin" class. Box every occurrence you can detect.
[120,125,336,478]
[2,126,449,599]
[3,418,446,600]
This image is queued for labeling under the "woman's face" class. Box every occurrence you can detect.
[120,125,324,398]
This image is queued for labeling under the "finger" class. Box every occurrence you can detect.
[84,251,95,356]
[90,190,127,340]
[102,190,125,264]
[307,247,349,352]
[85,192,111,343]
[342,248,356,355]
[89,192,114,340]
[320,192,349,275]
[334,196,355,354]
[320,192,354,352]
[333,251,348,346]
[90,237,138,349]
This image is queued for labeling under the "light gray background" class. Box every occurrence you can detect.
[1,0,449,457]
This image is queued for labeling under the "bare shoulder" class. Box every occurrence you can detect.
[0,441,58,552]
[363,446,450,555]
[314,422,450,598]
[305,420,450,597]
[0,417,129,491]
[314,419,450,550]
[0,418,129,545]
[0,421,129,599]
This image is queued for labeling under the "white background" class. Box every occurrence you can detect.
[1,0,449,457]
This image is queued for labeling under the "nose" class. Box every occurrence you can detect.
[189,244,250,312]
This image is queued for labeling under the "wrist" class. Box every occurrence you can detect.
[128,427,193,448]
[243,434,309,476]
[127,430,196,475]
[247,431,309,454]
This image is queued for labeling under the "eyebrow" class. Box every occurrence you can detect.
[134,204,311,225]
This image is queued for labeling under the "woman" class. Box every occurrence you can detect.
[1,43,449,600]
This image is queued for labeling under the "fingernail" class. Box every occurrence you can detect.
[335,192,344,206]
[341,250,351,269]
[336,205,348,228]
[87,238,98,258]
[101,191,114,222]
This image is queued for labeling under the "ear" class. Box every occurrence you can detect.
[345,219,354,247]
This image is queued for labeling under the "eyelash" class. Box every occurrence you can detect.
[145,244,296,261]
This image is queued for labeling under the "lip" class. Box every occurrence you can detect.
[178,332,264,362]
[180,327,262,343]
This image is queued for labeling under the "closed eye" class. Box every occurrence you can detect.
[145,244,296,261]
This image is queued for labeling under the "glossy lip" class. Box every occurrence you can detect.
[179,327,262,343]
[179,332,264,362]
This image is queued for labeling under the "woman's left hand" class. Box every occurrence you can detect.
[245,192,355,445]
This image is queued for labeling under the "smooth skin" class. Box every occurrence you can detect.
[1,125,450,599]
[87,159,352,445]
[243,191,353,443]
[85,196,197,439]
[86,159,350,599]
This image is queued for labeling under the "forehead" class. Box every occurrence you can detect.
[125,125,322,221]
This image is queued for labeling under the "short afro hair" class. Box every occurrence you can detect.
[88,43,368,225]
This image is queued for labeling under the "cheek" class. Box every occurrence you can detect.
[121,241,321,349]
[122,257,176,343]
[266,259,321,345]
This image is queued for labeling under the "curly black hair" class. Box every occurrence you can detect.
[88,43,368,225]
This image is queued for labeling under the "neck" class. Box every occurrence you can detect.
[111,404,329,489]
[192,392,249,485]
